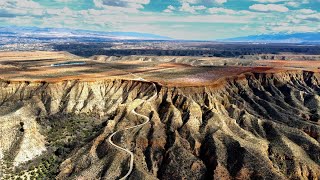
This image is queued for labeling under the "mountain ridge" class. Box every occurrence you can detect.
[0,26,173,40]
[220,32,320,43]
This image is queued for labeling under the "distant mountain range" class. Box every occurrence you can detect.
[0,26,172,41]
[1,26,319,44]
[221,32,320,43]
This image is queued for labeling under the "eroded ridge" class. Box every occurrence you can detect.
[108,81,157,180]
[1,52,320,179]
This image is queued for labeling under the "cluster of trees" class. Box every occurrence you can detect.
[3,156,57,180]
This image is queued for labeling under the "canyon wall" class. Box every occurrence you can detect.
[1,71,320,179]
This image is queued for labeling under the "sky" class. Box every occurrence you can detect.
[0,0,319,40]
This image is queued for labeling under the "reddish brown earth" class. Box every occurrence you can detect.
[1,51,316,86]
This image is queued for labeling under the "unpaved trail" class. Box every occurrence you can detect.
[108,81,157,180]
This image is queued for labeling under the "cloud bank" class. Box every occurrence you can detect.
[0,0,318,40]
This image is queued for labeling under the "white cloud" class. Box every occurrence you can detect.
[240,25,250,31]
[167,5,176,10]
[215,0,227,4]
[163,9,173,13]
[298,9,316,14]
[54,0,73,2]
[286,15,302,24]
[93,0,150,10]
[15,0,42,9]
[271,25,318,32]
[179,0,200,4]
[249,4,289,12]
[46,7,74,16]
[252,0,309,3]
[179,0,227,6]
[96,13,251,24]
[286,2,300,7]
[0,0,318,40]
[180,3,206,14]
[252,0,310,8]
[0,0,41,9]
[296,13,320,21]
[287,9,320,23]
[252,0,286,2]
[208,7,236,14]
[163,5,175,13]
[0,0,43,17]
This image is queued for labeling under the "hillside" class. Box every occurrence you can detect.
[0,52,320,179]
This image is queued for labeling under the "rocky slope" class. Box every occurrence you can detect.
[240,54,320,61]
[91,54,320,66]
[1,70,320,179]
[91,55,254,66]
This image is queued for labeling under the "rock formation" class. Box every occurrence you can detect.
[1,69,320,179]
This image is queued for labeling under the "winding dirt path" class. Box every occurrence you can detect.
[108,81,157,180]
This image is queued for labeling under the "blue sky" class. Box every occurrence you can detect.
[0,0,319,40]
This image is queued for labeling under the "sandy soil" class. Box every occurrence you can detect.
[0,51,319,87]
